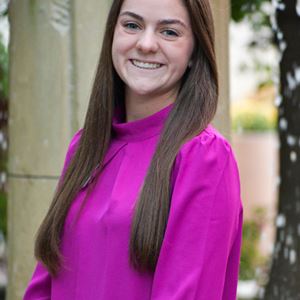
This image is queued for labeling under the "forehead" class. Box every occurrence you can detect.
[119,0,190,23]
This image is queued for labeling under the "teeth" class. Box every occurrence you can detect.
[132,60,161,69]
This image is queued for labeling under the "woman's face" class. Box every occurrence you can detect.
[112,0,195,100]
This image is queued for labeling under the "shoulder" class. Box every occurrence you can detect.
[171,124,242,209]
[170,124,240,195]
[175,124,235,174]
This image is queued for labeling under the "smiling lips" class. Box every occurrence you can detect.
[131,59,163,70]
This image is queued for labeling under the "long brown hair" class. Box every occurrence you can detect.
[35,0,219,276]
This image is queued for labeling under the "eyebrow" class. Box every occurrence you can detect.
[119,11,188,29]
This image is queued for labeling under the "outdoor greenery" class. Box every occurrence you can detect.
[0,192,6,237]
[0,28,8,238]
[231,0,269,23]
[231,85,278,132]
[232,1,276,89]
[232,111,276,132]
[239,207,269,282]
[231,1,277,291]
[0,34,8,99]
[231,0,277,134]
[231,0,273,48]
[240,220,262,280]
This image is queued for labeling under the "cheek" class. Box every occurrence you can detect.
[168,48,193,74]
[167,39,194,67]
[180,40,194,64]
[111,31,118,63]
[112,28,125,59]
[112,26,133,53]
[111,44,118,72]
[112,39,125,71]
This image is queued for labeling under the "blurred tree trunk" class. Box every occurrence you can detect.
[264,1,300,299]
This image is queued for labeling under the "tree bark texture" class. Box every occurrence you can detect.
[264,1,300,299]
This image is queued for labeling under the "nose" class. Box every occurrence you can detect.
[136,29,159,53]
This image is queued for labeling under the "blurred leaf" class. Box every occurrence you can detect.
[0,191,7,237]
[0,33,8,99]
[231,0,270,22]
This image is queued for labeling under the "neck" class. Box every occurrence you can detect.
[125,89,178,122]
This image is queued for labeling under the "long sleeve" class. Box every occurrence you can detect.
[23,129,82,300]
[150,130,243,300]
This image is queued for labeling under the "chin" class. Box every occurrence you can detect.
[131,86,160,96]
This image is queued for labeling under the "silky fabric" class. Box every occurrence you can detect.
[23,103,243,300]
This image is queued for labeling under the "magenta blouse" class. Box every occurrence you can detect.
[24,103,243,300]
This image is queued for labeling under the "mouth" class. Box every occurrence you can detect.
[130,59,163,70]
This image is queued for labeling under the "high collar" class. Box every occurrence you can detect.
[112,103,174,142]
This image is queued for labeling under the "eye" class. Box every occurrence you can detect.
[123,22,140,31]
[161,29,179,37]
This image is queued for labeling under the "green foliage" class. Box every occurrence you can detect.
[239,207,269,282]
[232,112,276,132]
[0,33,8,99]
[240,219,263,280]
[240,220,260,279]
[231,0,276,91]
[231,0,269,23]
[231,0,274,47]
[0,2,8,17]
[0,191,6,237]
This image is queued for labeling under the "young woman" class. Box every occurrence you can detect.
[24,0,243,299]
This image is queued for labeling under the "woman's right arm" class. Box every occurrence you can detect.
[23,129,83,299]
